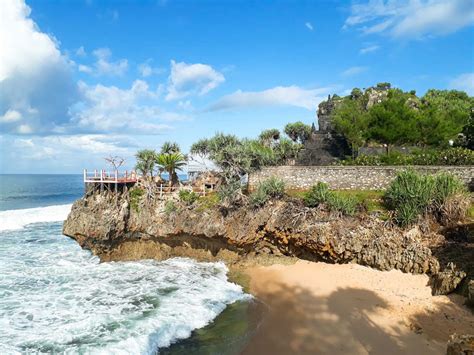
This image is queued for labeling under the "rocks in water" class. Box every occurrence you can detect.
[446,334,474,355]
[430,262,467,296]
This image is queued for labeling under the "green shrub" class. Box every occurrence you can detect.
[303,182,358,216]
[217,180,243,208]
[129,187,144,212]
[250,177,285,208]
[303,182,331,207]
[327,193,358,216]
[164,200,177,214]
[384,170,468,227]
[178,190,199,205]
[341,148,474,166]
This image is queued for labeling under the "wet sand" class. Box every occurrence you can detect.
[242,260,474,355]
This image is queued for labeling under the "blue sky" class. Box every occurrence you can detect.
[0,0,473,173]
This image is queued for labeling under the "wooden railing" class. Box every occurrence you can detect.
[83,169,138,183]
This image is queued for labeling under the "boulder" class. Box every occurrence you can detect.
[431,263,467,296]
[446,334,474,355]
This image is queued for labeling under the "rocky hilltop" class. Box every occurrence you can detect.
[62,189,473,296]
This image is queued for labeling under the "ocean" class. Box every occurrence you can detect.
[0,175,257,354]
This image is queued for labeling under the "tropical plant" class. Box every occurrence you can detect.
[160,141,181,154]
[135,149,157,177]
[303,182,357,216]
[250,177,285,208]
[179,189,199,205]
[156,152,186,186]
[284,122,312,144]
[259,129,280,147]
[384,170,468,227]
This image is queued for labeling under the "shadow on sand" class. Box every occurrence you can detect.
[242,280,469,355]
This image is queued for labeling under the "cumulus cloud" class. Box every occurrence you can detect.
[449,72,474,95]
[208,86,330,111]
[0,0,78,134]
[341,66,368,77]
[13,134,136,161]
[138,60,165,77]
[305,22,314,31]
[91,47,128,76]
[344,0,474,39]
[71,80,186,134]
[359,44,380,54]
[166,60,225,101]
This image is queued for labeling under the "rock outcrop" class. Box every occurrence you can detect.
[63,191,440,277]
[446,334,474,355]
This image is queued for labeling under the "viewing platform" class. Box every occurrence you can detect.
[83,169,138,194]
[83,169,138,183]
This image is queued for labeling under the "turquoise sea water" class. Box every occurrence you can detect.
[0,175,256,354]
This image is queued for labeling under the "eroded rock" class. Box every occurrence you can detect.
[446,334,474,355]
[431,262,467,296]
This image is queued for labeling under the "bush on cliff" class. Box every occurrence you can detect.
[129,187,144,212]
[384,170,469,227]
[164,200,178,214]
[303,182,357,216]
[178,190,199,205]
[250,177,285,208]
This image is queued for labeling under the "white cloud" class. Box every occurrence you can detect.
[359,44,380,54]
[0,109,22,123]
[0,0,78,134]
[449,72,474,95]
[344,0,474,39]
[78,64,93,73]
[72,80,185,134]
[305,22,314,31]
[13,134,135,161]
[341,66,368,77]
[138,60,165,77]
[91,47,128,76]
[208,85,330,111]
[166,60,225,101]
[76,46,86,57]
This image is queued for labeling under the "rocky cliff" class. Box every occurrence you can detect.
[63,191,444,275]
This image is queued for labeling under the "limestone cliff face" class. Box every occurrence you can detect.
[63,191,440,276]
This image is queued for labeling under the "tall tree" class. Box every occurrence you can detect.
[135,149,157,177]
[284,122,312,144]
[156,152,186,186]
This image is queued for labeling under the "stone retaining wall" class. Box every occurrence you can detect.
[248,166,474,190]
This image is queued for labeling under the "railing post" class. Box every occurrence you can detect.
[115,170,118,183]
[83,169,87,182]
[94,169,97,178]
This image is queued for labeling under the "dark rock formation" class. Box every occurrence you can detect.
[63,191,440,277]
[430,262,467,296]
[446,334,474,355]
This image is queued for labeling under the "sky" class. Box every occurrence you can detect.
[0,0,473,173]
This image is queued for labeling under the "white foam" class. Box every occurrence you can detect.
[0,204,72,231]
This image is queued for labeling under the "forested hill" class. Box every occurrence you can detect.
[324,83,473,151]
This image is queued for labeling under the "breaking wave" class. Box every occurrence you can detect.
[0,204,72,231]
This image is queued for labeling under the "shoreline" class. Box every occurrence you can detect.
[238,260,473,355]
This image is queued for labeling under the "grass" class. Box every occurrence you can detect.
[195,192,220,212]
[287,188,385,213]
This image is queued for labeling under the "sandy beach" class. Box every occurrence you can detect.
[242,260,474,355]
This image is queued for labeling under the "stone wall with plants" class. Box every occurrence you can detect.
[248,165,474,190]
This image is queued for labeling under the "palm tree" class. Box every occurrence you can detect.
[156,152,186,186]
[160,141,180,155]
[135,149,157,177]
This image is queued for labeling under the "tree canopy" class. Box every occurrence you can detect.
[331,85,473,153]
